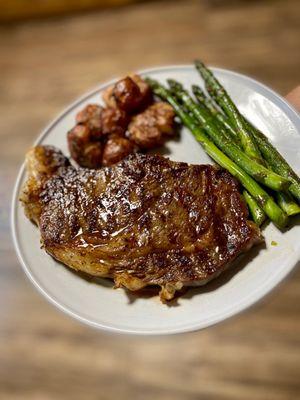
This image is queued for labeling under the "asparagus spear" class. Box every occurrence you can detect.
[246,118,300,214]
[195,60,300,202]
[243,119,300,203]
[243,190,266,226]
[276,192,300,216]
[145,77,288,228]
[192,85,238,140]
[195,60,264,165]
[167,79,291,192]
[193,84,300,214]
[193,85,267,222]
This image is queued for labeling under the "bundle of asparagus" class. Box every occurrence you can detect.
[145,61,300,228]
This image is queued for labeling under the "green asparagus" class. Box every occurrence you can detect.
[243,190,266,226]
[192,85,238,141]
[192,84,267,222]
[145,77,288,228]
[167,79,291,192]
[195,60,264,165]
[193,83,300,213]
[243,119,300,203]
[276,192,300,216]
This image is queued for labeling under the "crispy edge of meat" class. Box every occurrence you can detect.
[20,146,70,224]
[113,223,261,302]
[20,146,263,302]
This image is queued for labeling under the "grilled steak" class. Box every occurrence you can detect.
[20,145,262,301]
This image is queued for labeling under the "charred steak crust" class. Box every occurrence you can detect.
[21,146,262,301]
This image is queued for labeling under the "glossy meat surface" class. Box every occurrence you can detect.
[20,145,261,301]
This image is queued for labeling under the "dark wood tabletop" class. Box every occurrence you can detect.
[1,1,300,399]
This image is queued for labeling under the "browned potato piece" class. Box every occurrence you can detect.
[68,124,90,161]
[76,104,103,139]
[150,102,176,135]
[102,85,117,108]
[113,77,142,113]
[102,75,153,114]
[101,107,129,136]
[81,142,103,169]
[130,74,153,108]
[68,124,102,169]
[128,125,162,149]
[102,136,134,166]
[128,102,175,149]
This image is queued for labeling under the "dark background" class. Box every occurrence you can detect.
[1,1,299,399]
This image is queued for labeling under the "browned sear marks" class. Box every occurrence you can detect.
[20,145,262,301]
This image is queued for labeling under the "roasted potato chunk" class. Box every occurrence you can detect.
[69,76,175,169]
[102,85,117,108]
[102,136,134,166]
[130,74,153,108]
[76,104,103,138]
[113,77,142,113]
[150,102,176,135]
[128,102,175,149]
[67,124,102,169]
[68,124,90,155]
[100,107,129,136]
[81,142,103,169]
[103,75,152,114]
[128,125,162,149]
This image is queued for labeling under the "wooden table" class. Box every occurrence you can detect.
[1,1,300,399]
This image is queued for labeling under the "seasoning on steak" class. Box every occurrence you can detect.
[20,145,262,301]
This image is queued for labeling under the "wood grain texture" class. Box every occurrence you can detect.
[0,1,300,399]
[0,0,142,22]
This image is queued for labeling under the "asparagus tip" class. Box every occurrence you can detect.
[167,79,183,91]
[194,59,204,67]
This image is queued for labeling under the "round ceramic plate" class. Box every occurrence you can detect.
[12,65,300,335]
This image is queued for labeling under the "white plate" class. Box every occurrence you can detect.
[11,65,300,335]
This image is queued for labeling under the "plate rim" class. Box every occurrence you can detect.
[11,64,300,335]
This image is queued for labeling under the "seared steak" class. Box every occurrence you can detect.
[20,145,262,301]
